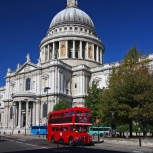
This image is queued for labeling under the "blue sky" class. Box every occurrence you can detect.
[0,0,153,86]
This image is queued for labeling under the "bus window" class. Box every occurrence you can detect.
[70,111,74,116]
[70,126,75,131]
[63,127,68,131]
[99,128,103,131]
[85,112,91,117]
[60,127,63,132]
[83,126,88,132]
[52,114,56,119]
[65,112,69,116]
[56,127,59,131]
[76,126,88,132]
[60,113,64,117]
[52,127,55,131]
[90,128,93,131]
[76,126,82,132]
[76,111,82,116]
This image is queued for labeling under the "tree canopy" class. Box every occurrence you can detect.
[53,101,68,111]
[85,81,103,124]
[98,46,153,136]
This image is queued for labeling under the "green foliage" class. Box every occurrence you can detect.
[117,124,129,132]
[85,81,103,124]
[53,100,68,111]
[99,45,153,136]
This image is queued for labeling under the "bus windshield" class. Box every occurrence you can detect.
[76,125,88,133]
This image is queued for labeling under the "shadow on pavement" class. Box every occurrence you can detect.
[0,140,7,142]
[2,147,128,153]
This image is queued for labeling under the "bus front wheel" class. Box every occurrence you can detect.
[69,137,75,146]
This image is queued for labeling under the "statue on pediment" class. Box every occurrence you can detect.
[26,53,31,63]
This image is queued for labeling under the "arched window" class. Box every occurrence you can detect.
[10,106,13,119]
[43,103,47,117]
[26,78,31,91]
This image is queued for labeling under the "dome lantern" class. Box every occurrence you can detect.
[67,0,78,8]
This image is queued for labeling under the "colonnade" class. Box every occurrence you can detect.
[10,101,36,129]
[41,40,103,64]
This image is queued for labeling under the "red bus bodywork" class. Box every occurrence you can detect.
[47,107,92,145]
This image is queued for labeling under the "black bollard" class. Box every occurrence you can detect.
[139,137,141,146]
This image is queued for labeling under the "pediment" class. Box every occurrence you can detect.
[16,63,38,74]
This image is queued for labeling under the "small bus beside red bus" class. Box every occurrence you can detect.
[47,107,92,145]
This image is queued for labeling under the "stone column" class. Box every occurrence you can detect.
[18,101,21,128]
[61,73,63,93]
[86,42,89,59]
[92,44,95,60]
[83,73,85,95]
[80,41,83,59]
[66,40,68,58]
[96,46,99,62]
[15,105,17,127]
[13,103,16,128]
[100,49,103,64]
[4,105,7,127]
[73,40,75,58]
[32,102,36,126]
[43,47,46,62]
[58,68,60,93]
[48,44,50,61]
[59,41,61,58]
[52,42,55,59]
[26,101,29,128]
[35,99,40,126]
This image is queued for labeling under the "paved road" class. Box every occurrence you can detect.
[0,136,126,153]
[0,135,152,153]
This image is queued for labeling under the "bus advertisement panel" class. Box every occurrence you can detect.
[47,107,92,145]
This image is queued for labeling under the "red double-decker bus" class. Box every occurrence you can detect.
[47,107,92,145]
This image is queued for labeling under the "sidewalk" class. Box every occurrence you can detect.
[2,134,47,140]
[93,136,153,153]
[95,142,153,153]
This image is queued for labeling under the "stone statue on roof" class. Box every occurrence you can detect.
[26,53,31,63]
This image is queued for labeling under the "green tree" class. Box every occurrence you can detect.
[85,81,102,124]
[99,46,153,137]
[53,100,68,111]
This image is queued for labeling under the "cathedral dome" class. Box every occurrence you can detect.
[49,2,94,29]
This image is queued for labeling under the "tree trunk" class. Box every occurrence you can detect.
[142,124,147,137]
[143,131,147,137]
[119,132,121,137]
[129,121,133,137]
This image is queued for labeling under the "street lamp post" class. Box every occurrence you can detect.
[139,128,141,147]
[44,87,50,136]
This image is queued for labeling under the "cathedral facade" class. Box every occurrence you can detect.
[0,0,152,134]
[0,0,108,134]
